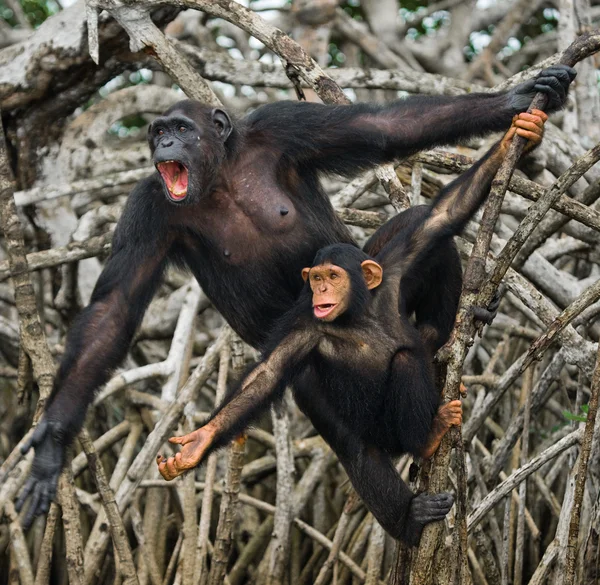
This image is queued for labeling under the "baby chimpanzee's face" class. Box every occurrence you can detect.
[302,263,351,321]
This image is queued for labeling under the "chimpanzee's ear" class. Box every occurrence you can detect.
[211,108,233,141]
[361,260,383,290]
[301,268,311,282]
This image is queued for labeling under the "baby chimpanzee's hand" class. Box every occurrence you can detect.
[500,109,548,154]
[157,425,216,481]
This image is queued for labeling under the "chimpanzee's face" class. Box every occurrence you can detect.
[148,107,232,205]
[302,263,351,322]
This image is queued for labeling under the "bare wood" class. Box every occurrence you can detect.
[0,112,54,414]
[59,462,85,585]
[33,504,60,585]
[563,342,600,585]
[467,429,582,532]
[4,501,34,585]
[78,428,139,585]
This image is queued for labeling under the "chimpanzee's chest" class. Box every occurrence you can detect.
[316,333,396,372]
[189,184,302,264]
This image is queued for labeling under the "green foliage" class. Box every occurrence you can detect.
[563,403,589,424]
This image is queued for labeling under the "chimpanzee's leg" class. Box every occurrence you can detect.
[293,370,453,546]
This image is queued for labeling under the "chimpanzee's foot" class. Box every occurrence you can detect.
[472,286,504,326]
[403,492,454,546]
[421,400,462,459]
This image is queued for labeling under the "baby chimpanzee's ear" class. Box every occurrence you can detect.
[361,260,383,290]
[301,267,311,282]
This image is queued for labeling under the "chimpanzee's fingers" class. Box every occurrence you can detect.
[157,459,173,481]
[21,487,42,530]
[534,82,563,108]
[165,457,179,479]
[530,109,548,122]
[514,119,543,142]
[541,65,576,83]
[48,471,60,502]
[168,435,187,445]
[15,477,35,512]
[537,72,568,98]
[516,129,542,143]
[515,113,545,128]
[514,119,543,133]
[39,484,51,515]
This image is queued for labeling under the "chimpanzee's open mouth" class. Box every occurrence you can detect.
[156,161,189,201]
[314,304,337,319]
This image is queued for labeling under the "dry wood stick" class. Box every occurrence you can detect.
[314,497,354,585]
[195,341,231,585]
[33,504,60,585]
[4,501,34,585]
[130,502,162,585]
[59,462,85,585]
[467,428,582,532]
[78,428,139,585]
[563,342,600,585]
[207,333,246,585]
[265,392,295,585]
[513,366,534,585]
[0,112,54,414]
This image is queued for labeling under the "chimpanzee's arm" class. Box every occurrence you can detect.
[157,329,318,481]
[382,110,548,279]
[17,178,171,526]
[249,66,574,176]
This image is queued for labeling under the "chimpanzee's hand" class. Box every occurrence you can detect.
[508,65,576,113]
[403,492,454,546]
[157,425,215,481]
[16,419,65,529]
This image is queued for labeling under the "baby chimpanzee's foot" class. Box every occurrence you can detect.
[404,492,454,546]
[472,286,504,326]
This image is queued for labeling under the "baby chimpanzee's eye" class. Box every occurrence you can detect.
[330,273,338,280]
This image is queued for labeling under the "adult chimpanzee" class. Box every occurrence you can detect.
[156,111,548,544]
[17,66,574,525]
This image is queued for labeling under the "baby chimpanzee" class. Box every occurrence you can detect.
[157,111,547,545]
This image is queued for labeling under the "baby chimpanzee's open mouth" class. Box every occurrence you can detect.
[314,303,337,319]
[157,161,189,201]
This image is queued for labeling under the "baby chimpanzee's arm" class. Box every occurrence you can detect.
[384,110,548,279]
[157,329,318,481]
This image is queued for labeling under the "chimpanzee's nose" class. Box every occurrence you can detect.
[161,139,174,148]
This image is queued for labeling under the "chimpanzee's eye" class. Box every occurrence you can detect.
[330,273,338,280]
[179,126,187,133]
[157,129,164,136]
[313,275,321,281]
